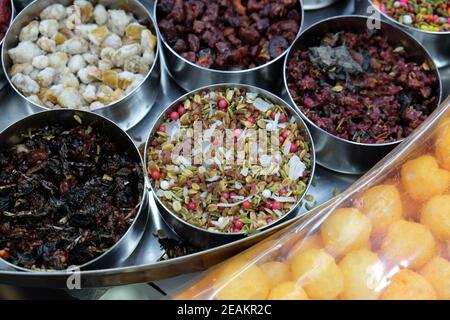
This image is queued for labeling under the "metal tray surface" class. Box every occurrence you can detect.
[0,0,448,292]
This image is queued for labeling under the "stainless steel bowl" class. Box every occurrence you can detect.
[355,0,450,69]
[0,109,148,272]
[154,0,304,93]
[1,0,161,131]
[144,83,316,249]
[303,0,339,10]
[283,15,442,175]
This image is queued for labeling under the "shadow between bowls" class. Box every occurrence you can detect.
[1,0,161,131]
[144,83,316,249]
[282,14,443,175]
[0,109,149,272]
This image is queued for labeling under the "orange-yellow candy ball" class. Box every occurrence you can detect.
[380,270,437,300]
[214,259,270,300]
[268,281,309,300]
[239,239,280,263]
[290,249,344,300]
[421,195,450,241]
[435,117,450,170]
[420,256,450,300]
[380,220,436,270]
[259,261,292,287]
[359,185,403,238]
[338,249,385,300]
[401,155,450,202]
[320,208,372,258]
[286,234,323,262]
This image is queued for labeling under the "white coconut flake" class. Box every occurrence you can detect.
[165,119,181,141]
[262,189,271,198]
[288,155,306,180]
[271,195,296,203]
[200,191,208,198]
[211,216,230,230]
[234,181,242,190]
[156,189,165,197]
[231,195,245,201]
[254,97,271,112]
[178,155,192,167]
[240,167,249,177]
[160,180,170,190]
[246,92,258,101]
[259,155,272,168]
[283,140,292,155]
[206,176,221,182]
[217,195,253,208]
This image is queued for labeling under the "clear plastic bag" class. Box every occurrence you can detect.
[174,97,450,300]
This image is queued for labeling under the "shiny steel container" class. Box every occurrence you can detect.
[1,0,161,131]
[144,83,316,249]
[303,0,339,10]
[153,0,304,93]
[0,109,149,272]
[283,15,442,175]
[355,0,450,69]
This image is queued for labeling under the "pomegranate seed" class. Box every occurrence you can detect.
[270,113,276,120]
[242,200,252,209]
[247,117,256,124]
[279,135,285,144]
[233,128,242,138]
[218,99,228,110]
[169,111,179,121]
[234,220,244,229]
[279,115,288,123]
[158,125,166,133]
[151,171,161,180]
[230,191,238,197]
[279,188,287,196]
[221,192,230,200]
[282,130,290,139]
[272,202,282,210]
[218,205,226,210]
[266,217,273,224]
[253,110,260,116]
[233,227,241,233]
[187,202,196,211]
[177,106,186,115]
[290,143,298,153]
[264,201,273,209]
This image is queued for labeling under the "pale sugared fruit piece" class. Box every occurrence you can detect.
[380,220,436,270]
[419,256,450,300]
[401,155,450,202]
[320,208,372,258]
[259,261,292,287]
[358,185,403,239]
[435,117,450,170]
[290,249,344,300]
[102,70,119,89]
[125,23,146,40]
[286,234,323,262]
[268,281,309,300]
[338,249,384,300]
[420,195,450,241]
[380,270,437,300]
[214,259,270,300]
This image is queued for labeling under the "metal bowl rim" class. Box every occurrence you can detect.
[0,109,147,272]
[144,82,316,237]
[153,0,304,74]
[366,0,450,35]
[283,14,443,148]
[1,0,160,113]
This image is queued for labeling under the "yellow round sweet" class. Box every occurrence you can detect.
[421,195,450,241]
[259,261,292,287]
[435,117,450,171]
[290,249,344,300]
[380,220,436,270]
[359,185,403,238]
[286,234,323,262]
[320,208,372,258]
[268,281,309,300]
[401,155,450,202]
[214,259,270,300]
[420,256,450,300]
[338,249,384,300]
[380,270,437,300]
[239,239,280,263]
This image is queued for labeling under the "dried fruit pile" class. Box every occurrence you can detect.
[374,0,450,32]
[147,88,313,234]
[0,0,11,42]
[0,118,143,270]
[157,0,301,70]
[286,31,439,144]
